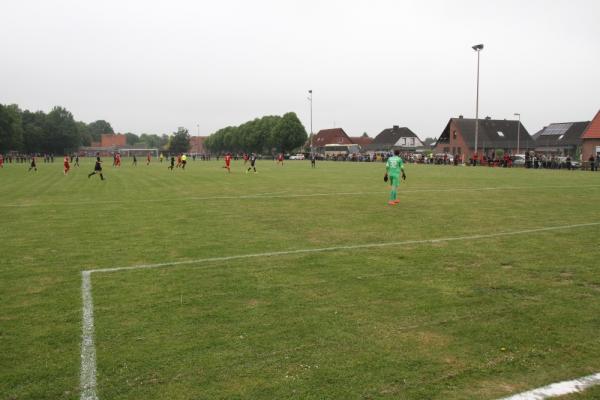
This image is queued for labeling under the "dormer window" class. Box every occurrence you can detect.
[497,131,504,137]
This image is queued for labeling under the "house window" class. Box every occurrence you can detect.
[453,131,457,139]
[457,147,462,154]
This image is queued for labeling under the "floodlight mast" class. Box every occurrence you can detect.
[472,44,483,162]
[514,113,521,154]
[308,90,313,155]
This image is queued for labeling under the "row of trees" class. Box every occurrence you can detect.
[0,103,181,154]
[0,104,305,155]
[1,104,88,154]
[204,112,307,154]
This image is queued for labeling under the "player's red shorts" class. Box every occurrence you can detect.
[64,163,70,171]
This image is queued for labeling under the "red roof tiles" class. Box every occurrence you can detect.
[581,110,600,139]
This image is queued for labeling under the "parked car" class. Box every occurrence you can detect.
[289,153,305,160]
[557,156,581,169]
[512,154,526,166]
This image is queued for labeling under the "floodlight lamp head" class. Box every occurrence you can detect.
[472,44,484,51]
[308,90,312,93]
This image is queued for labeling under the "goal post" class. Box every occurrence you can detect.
[119,148,159,157]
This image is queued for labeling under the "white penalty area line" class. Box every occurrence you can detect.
[6,184,600,208]
[497,372,600,399]
[80,221,600,400]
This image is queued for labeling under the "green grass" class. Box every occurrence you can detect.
[1,158,599,399]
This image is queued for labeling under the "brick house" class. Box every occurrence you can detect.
[349,136,374,150]
[309,128,353,152]
[189,136,208,154]
[532,121,590,156]
[366,125,423,152]
[580,110,600,162]
[434,116,533,159]
[100,134,127,148]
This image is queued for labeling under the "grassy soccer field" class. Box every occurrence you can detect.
[1,157,599,400]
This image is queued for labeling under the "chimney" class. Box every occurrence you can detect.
[393,125,399,130]
[458,115,464,119]
[485,116,491,120]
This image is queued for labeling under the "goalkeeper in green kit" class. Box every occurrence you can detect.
[384,149,406,205]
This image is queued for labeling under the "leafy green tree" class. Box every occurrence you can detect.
[124,132,139,146]
[0,104,23,152]
[22,110,47,152]
[168,127,191,153]
[44,106,80,154]
[87,120,114,142]
[0,105,13,152]
[270,112,307,153]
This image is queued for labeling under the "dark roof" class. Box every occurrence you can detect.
[372,126,420,144]
[438,117,535,150]
[365,126,421,151]
[349,136,373,146]
[533,121,590,148]
[312,128,353,146]
[581,111,600,139]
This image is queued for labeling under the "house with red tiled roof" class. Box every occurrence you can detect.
[308,128,353,152]
[349,136,373,149]
[581,110,600,163]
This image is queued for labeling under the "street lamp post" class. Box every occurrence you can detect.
[308,90,313,155]
[514,113,521,154]
[472,44,484,163]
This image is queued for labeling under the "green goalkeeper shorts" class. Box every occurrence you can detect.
[389,175,400,187]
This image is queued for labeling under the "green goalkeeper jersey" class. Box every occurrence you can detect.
[386,155,404,176]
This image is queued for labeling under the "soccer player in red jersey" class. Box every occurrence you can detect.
[243,153,249,165]
[0,154,4,168]
[146,152,151,165]
[224,153,232,173]
[63,155,70,175]
[277,153,284,165]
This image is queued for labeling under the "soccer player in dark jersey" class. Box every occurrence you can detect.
[28,155,37,172]
[310,153,316,168]
[246,153,257,173]
[168,155,175,170]
[74,154,80,167]
[88,154,105,180]
[132,154,137,166]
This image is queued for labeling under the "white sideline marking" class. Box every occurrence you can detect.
[497,372,600,399]
[80,271,98,400]
[79,221,600,400]
[86,221,600,274]
[6,184,600,208]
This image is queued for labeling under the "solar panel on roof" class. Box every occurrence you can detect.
[541,123,573,136]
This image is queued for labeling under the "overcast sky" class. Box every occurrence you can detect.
[1,0,599,139]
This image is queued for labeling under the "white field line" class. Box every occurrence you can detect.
[497,372,600,399]
[86,221,600,274]
[80,271,98,400]
[80,221,600,400]
[6,184,600,208]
